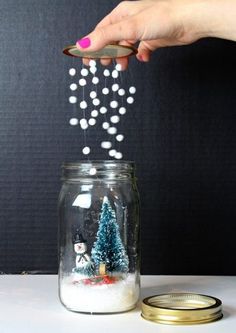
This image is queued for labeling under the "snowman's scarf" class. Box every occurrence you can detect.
[77,253,89,263]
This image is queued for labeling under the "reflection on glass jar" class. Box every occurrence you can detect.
[58,161,140,314]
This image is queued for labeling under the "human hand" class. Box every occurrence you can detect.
[76,0,236,69]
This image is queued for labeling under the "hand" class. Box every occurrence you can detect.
[76,0,236,69]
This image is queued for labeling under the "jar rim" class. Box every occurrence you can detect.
[62,160,135,169]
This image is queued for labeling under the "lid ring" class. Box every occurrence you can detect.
[141,293,223,325]
[63,44,137,59]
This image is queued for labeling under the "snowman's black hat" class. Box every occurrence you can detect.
[72,230,87,244]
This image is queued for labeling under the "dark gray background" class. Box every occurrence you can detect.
[0,0,235,274]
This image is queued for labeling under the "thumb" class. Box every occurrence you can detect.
[76,17,139,51]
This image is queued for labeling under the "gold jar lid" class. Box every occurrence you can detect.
[141,293,223,325]
[63,44,137,59]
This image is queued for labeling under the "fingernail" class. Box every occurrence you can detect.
[76,37,91,49]
[139,55,144,61]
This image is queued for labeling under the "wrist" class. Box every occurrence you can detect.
[178,0,236,42]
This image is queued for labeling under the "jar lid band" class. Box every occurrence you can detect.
[141,293,223,325]
[63,44,137,59]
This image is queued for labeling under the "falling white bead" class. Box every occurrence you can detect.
[115,152,123,160]
[101,141,112,149]
[90,91,97,99]
[119,107,126,115]
[70,83,77,91]
[108,127,117,135]
[110,100,118,108]
[80,119,88,130]
[81,68,89,76]
[69,118,78,126]
[103,69,110,77]
[89,60,96,67]
[127,96,134,104]
[69,96,77,104]
[79,78,86,86]
[89,167,97,175]
[91,110,98,117]
[112,83,119,92]
[69,68,76,76]
[116,134,124,142]
[109,149,116,157]
[118,88,125,96]
[102,87,109,95]
[80,100,87,109]
[115,63,122,71]
[82,146,90,155]
[100,107,107,114]
[110,115,120,124]
[88,118,96,126]
[129,86,136,94]
[102,122,110,130]
[92,77,99,84]
[93,98,100,106]
[90,66,97,75]
[112,70,119,78]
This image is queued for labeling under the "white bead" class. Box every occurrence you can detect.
[91,110,98,117]
[110,115,120,124]
[69,68,76,76]
[90,91,97,99]
[93,98,100,106]
[103,69,110,77]
[102,122,110,130]
[90,66,97,74]
[112,83,119,92]
[82,146,90,155]
[118,88,125,96]
[119,107,126,115]
[127,96,134,104]
[107,127,117,135]
[116,134,124,142]
[92,77,99,84]
[110,100,118,108]
[102,87,109,95]
[80,100,87,109]
[79,78,86,86]
[80,118,88,129]
[69,96,77,104]
[80,118,87,125]
[100,107,107,114]
[69,118,78,126]
[112,70,119,78]
[88,118,96,126]
[129,86,136,94]
[70,83,77,91]
[81,68,89,76]
[115,152,123,159]
[109,149,116,157]
[80,119,88,130]
[101,141,112,149]
[89,60,96,67]
[89,167,97,175]
[115,63,122,71]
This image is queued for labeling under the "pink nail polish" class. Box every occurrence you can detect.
[139,55,144,61]
[77,37,91,49]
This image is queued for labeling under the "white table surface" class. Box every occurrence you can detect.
[0,275,235,333]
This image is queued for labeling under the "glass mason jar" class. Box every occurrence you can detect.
[58,161,140,314]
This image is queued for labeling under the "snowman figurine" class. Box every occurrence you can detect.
[72,230,94,280]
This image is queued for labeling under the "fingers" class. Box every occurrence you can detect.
[76,16,139,52]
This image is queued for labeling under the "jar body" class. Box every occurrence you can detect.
[58,161,140,314]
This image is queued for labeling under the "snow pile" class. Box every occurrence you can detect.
[59,273,139,313]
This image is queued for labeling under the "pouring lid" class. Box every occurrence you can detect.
[63,44,137,59]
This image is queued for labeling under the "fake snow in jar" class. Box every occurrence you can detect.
[58,161,140,314]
